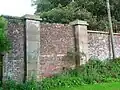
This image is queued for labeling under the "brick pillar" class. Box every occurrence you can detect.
[24,14,41,79]
[70,20,89,65]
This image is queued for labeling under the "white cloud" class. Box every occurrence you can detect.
[0,0,36,16]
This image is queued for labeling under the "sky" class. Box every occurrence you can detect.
[0,0,36,17]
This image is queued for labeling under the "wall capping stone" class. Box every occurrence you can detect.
[70,19,89,26]
[23,14,42,21]
[88,30,120,35]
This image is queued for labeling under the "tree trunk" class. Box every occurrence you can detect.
[106,0,115,59]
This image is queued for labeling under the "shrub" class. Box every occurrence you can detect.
[0,16,11,53]
[1,58,120,90]
[41,77,83,90]
[41,58,120,89]
[2,78,40,90]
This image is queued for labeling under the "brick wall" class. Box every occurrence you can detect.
[88,31,120,60]
[3,18,24,81]
[40,23,75,77]
[40,24,120,77]
[4,17,120,80]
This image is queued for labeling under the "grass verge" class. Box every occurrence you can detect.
[52,82,120,90]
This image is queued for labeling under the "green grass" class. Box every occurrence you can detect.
[52,82,120,90]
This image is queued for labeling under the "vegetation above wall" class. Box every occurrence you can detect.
[33,0,120,31]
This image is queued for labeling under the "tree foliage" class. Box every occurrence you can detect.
[33,0,71,13]
[33,0,120,31]
[0,16,10,53]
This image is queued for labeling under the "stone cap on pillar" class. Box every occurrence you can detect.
[70,19,89,26]
[23,14,42,21]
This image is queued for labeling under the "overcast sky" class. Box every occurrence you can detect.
[0,0,36,17]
